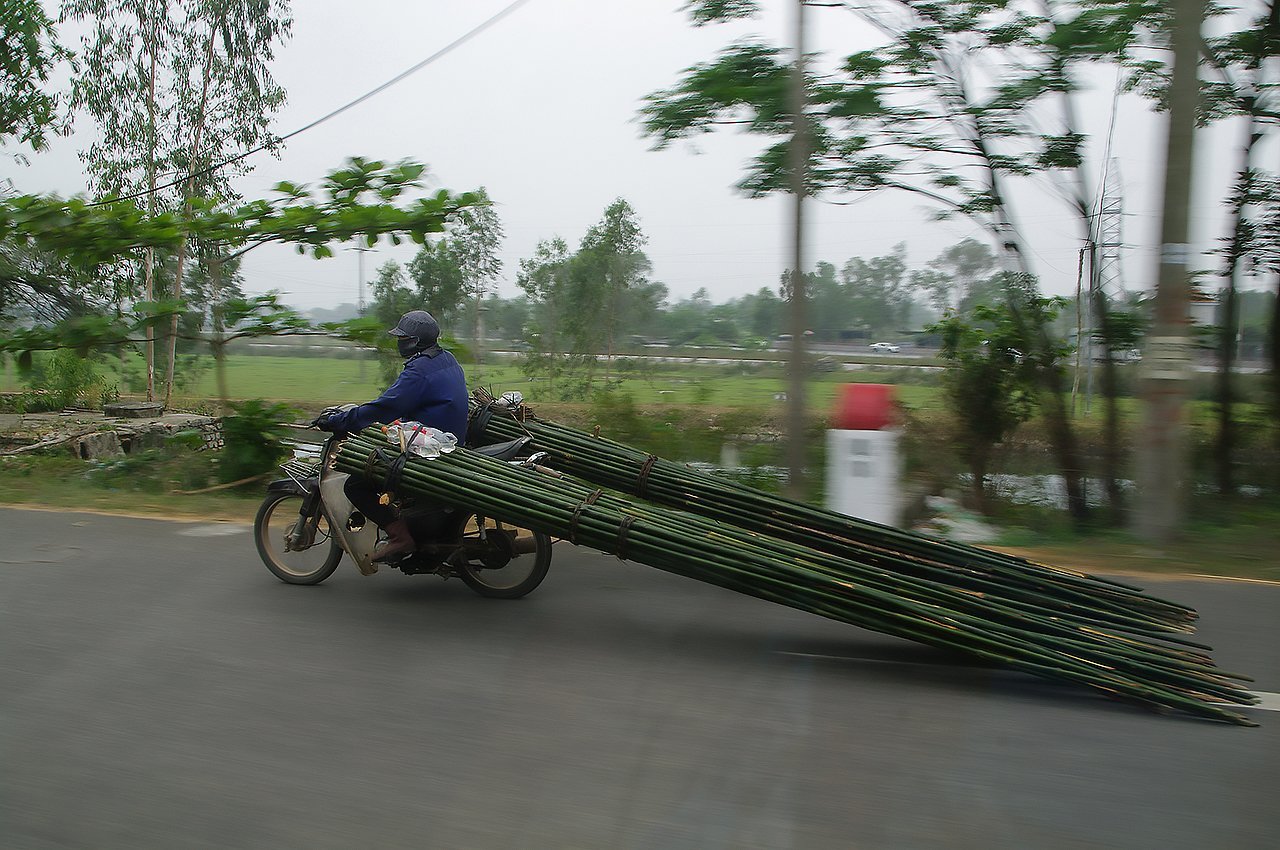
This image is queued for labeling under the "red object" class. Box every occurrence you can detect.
[832,383,896,431]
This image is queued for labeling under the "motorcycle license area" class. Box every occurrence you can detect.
[255,389,1259,727]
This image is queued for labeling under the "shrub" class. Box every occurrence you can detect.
[21,349,106,410]
[219,399,297,483]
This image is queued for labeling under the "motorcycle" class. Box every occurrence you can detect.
[252,426,554,599]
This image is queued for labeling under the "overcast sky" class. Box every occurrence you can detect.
[4,0,1262,312]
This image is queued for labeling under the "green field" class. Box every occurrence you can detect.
[0,351,1250,430]
[145,354,947,414]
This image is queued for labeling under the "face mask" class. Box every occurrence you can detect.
[397,336,419,359]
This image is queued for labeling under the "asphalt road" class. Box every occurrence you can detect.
[2,507,1277,849]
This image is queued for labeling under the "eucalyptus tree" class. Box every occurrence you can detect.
[161,0,292,405]
[0,0,72,154]
[449,186,503,361]
[567,198,652,382]
[63,0,173,396]
[1199,0,1279,494]
[515,236,572,392]
[61,0,292,402]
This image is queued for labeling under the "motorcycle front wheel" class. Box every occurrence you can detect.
[455,514,551,599]
[254,492,343,585]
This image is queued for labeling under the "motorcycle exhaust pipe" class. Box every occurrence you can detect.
[511,534,539,555]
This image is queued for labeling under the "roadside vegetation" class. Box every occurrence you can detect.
[4,345,1277,579]
[1,0,1276,578]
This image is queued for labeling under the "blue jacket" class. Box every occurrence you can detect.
[328,348,469,440]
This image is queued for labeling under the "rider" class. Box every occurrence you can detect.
[316,309,468,562]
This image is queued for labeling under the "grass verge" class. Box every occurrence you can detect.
[3,452,1277,582]
[991,497,1280,582]
[0,454,262,523]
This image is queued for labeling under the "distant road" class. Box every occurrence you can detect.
[2,508,1277,849]
[243,339,1265,374]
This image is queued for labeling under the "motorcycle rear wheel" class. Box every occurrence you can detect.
[455,514,551,599]
[254,492,343,585]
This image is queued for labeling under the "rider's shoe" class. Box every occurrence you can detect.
[372,519,416,563]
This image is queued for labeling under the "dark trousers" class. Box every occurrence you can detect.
[344,477,399,528]
[343,476,449,539]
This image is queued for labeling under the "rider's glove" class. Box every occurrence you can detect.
[313,409,344,432]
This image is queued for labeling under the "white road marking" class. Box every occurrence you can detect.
[776,652,1280,712]
[1217,692,1280,712]
[176,523,246,537]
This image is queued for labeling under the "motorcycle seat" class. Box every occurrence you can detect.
[471,436,531,461]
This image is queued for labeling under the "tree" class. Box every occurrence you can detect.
[369,260,414,328]
[743,286,783,338]
[515,236,572,393]
[933,303,1039,515]
[450,186,503,361]
[840,244,913,336]
[0,0,71,153]
[909,267,954,316]
[642,0,1102,520]
[0,158,482,402]
[1199,0,1279,495]
[919,238,998,314]
[565,198,652,382]
[407,238,466,323]
[61,0,293,403]
[62,0,175,399]
[361,258,415,381]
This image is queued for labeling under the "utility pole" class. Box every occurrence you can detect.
[354,246,371,383]
[356,247,368,315]
[785,0,809,501]
[1136,0,1203,543]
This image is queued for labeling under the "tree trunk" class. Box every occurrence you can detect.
[785,0,809,501]
[143,247,156,401]
[1072,248,1085,415]
[1135,0,1202,544]
[474,287,485,365]
[1271,270,1280,457]
[163,17,218,407]
[1090,286,1125,519]
[1215,275,1240,496]
[1214,108,1263,496]
[605,282,616,384]
[969,446,992,516]
[213,340,229,411]
[1050,48,1119,521]
[209,255,229,413]
[143,5,161,403]
[547,298,558,397]
[948,50,1089,523]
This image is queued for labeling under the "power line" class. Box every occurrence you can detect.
[89,0,536,207]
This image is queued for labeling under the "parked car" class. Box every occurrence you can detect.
[869,342,900,353]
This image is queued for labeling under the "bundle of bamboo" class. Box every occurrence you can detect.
[466,391,1194,635]
[336,428,1257,725]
